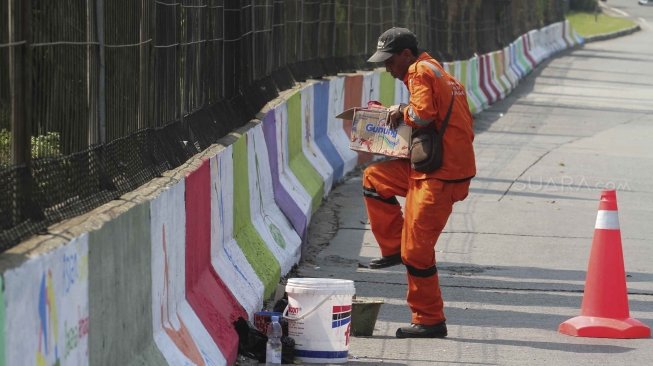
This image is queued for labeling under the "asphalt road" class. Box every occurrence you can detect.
[297,4,653,365]
[607,0,653,29]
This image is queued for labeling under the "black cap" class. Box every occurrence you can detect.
[367,27,418,63]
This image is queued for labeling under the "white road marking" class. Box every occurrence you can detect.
[608,7,629,17]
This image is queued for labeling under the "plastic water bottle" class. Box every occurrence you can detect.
[265,315,282,365]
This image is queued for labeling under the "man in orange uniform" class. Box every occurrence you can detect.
[365,27,476,338]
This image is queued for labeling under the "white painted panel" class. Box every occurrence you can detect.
[5,235,89,366]
[495,52,514,94]
[247,125,302,275]
[151,181,226,366]
[300,83,334,195]
[274,102,313,217]
[394,77,409,105]
[504,45,521,88]
[210,151,264,318]
[461,60,483,113]
[468,55,488,109]
[452,61,462,81]
[488,52,507,100]
[326,75,357,175]
[555,22,569,51]
[361,71,377,106]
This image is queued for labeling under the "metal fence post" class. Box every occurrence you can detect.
[8,0,32,225]
[95,0,113,192]
[9,0,30,166]
[364,0,368,52]
[138,0,148,130]
[87,0,97,145]
[96,0,106,146]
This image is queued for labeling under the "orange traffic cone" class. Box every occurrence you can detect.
[559,190,650,338]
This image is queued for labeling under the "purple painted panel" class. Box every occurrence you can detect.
[262,111,308,242]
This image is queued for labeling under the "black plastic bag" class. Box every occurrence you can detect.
[234,317,294,364]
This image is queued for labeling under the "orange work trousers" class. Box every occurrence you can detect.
[362,159,470,325]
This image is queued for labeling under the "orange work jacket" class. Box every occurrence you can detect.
[402,52,476,181]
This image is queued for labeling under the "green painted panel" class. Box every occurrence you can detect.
[379,72,395,106]
[286,92,324,213]
[517,42,532,73]
[127,343,170,366]
[232,136,280,299]
[459,61,468,89]
[459,61,478,114]
[493,53,511,93]
[470,58,486,109]
[253,143,286,250]
[88,203,166,366]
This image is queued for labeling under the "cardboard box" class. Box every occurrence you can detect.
[336,107,412,158]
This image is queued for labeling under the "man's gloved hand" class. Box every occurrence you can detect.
[387,103,407,129]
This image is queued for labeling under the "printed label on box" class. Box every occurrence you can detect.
[346,108,411,158]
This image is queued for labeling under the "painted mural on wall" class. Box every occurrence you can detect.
[210,150,265,316]
[300,84,335,195]
[272,102,313,218]
[4,235,89,366]
[326,76,358,177]
[247,125,302,275]
[150,182,226,366]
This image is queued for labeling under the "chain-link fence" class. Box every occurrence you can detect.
[0,0,564,250]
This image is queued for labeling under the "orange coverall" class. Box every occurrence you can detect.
[363,52,476,325]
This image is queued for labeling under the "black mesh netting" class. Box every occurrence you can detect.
[0,0,565,249]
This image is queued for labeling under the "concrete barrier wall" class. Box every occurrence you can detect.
[151,182,227,366]
[0,21,582,366]
[209,147,265,318]
[5,235,90,365]
[185,158,245,365]
[246,126,302,276]
[325,76,358,180]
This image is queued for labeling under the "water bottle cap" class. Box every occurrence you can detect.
[271,315,279,322]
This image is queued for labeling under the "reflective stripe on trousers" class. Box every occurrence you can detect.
[362,159,470,324]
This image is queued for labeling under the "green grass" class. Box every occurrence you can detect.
[566,11,636,37]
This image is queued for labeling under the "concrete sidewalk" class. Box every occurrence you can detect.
[296,24,653,366]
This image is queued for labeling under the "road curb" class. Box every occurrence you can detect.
[583,24,641,43]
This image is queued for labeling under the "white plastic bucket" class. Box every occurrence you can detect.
[284,278,355,364]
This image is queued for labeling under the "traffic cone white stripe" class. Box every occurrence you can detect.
[595,210,620,230]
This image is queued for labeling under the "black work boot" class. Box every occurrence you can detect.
[368,253,402,269]
[396,322,448,338]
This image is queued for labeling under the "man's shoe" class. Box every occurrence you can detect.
[396,322,447,338]
[368,253,402,269]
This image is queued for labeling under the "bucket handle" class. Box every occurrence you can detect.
[282,292,337,321]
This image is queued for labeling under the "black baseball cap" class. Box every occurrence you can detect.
[367,27,418,63]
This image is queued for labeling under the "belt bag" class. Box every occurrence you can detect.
[410,94,455,173]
